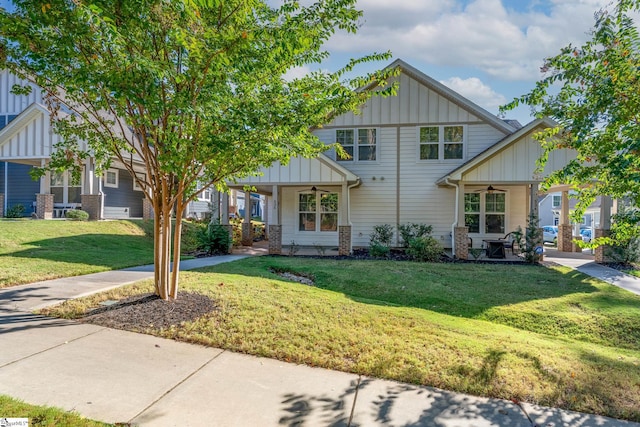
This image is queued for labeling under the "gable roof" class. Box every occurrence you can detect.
[381,59,517,134]
[436,117,559,185]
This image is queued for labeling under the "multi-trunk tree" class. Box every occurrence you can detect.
[501,0,640,244]
[0,0,396,299]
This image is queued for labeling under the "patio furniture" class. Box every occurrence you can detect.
[483,239,506,259]
[500,232,519,255]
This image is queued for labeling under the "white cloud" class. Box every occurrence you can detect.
[327,0,612,81]
[282,65,312,81]
[440,76,507,111]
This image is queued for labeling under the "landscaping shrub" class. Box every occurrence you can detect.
[369,242,391,258]
[181,220,207,254]
[199,221,231,255]
[524,213,543,263]
[398,223,433,247]
[65,209,89,221]
[607,205,640,264]
[5,204,25,218]
[406,236,443,262]
[369,224,394,258]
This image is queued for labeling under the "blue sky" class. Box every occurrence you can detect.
[1,0,612,124]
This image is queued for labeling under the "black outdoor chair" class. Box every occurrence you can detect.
[500,233,518,255]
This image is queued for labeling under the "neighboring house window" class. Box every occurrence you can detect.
[418,125,464,161]
[51,171,81,204]
[552,195,561,208]
[0,115,17,130]
[104,169,119,188]
[464,192,506,234]
[133,172,145,191]
[197,185,211,201]
[336,128,377,161]
[298,192,338,232]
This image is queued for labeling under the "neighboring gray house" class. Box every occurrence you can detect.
[0,70,210,219]
[539,192,601,228]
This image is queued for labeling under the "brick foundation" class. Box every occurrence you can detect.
[36,194,54,219]
[557,224,573,252]
[268,225,282,255]
[338,225,352,256]
[454,226,469,260]
[81,194,102,220]
[595,229,610,263]
[142,198,154,220]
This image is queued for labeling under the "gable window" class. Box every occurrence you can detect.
[418,125,464,161]
[464,192,506,234]
[552,194,561,208]
[298,192,338,232]
[336,128,377,161]
[104,169,119,188]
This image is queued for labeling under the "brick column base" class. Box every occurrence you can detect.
[557,224,572,252]
[142,198,154,220]
[454,226,469,260]
[0,194,4,218]
[338,225,352,256]
[268,225,282,255]
[221,225,233,253]
[241,222,253,246]
[36,194,54,219]
[81,194,102,220]
[595,229,610,263]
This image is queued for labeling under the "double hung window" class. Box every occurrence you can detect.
[418,125,464,160]
[336,129,377,161]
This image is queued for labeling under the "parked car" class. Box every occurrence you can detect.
[543,225,558,244]
[580,228,592,242]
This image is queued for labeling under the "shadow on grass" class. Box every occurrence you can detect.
[0,233,154,269]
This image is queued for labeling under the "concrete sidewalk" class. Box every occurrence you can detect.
[1,256,639,426]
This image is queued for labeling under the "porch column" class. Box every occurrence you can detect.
[455,182,469,259]
[220,192,232,253]
[142,197,153,220]
[36,194,54,219]
[338,183,351,256]
[241,191,253,246]
[268,185,282,255]
[211,189,220,222]
[558,190,573,252]
[263,196,269,239]
[0,193,4,218]
[595,196,612,263]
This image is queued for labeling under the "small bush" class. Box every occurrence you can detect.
[199,222,231,255]
[181,221,207,254]
[369,242,391,258]
[370,224,394,246]
[398,223,433,247]
[5,204,25,218]
[406,236,443,262]
[65,209,89,221]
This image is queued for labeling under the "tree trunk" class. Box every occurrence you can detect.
[169,198,185,299]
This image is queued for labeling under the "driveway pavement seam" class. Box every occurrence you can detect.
[346,375,362,427]
[127,349,228,424]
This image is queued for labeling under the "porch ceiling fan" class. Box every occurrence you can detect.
[310,186,331,193]
[475,185,507,194]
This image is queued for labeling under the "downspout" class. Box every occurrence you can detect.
[99,177,105,220]
[4,162,7,214]
[347,178,361,253]
[445,177,459,258]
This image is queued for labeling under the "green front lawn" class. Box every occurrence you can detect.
[46,257,640,422]
[0,395,108,426]
[0,219,155,288]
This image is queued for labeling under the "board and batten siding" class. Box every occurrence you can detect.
[327,73,485,128]
[462,132,575,183]
[0,71,42,115]
[233,156,348,186]
[0,108,65,160]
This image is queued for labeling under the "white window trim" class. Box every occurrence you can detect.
[296,191,339,233]
[464,191,508,235]
[104,169,119,188]
[335,128,380,163]
[133,172,145,191]
[551,194,561,208]
[416,124,466,162]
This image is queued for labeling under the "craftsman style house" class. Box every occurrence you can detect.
[226,59,586,259]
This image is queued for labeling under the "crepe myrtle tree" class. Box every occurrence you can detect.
[501,0,640,246]
[0,0,397,300]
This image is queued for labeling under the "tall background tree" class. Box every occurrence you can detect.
[0,0,396,299]
[501,0,640,244]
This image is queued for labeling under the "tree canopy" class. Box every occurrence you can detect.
[0,0,397,299]
[501,0,640,243]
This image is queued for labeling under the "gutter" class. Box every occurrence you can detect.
[444,177,459,258]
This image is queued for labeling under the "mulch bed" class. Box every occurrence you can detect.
[81,291,217,331]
